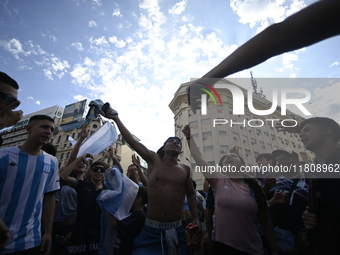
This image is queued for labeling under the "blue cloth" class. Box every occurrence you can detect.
[133,225,188,255]
[98,212,118,255]
[97,167,139,220]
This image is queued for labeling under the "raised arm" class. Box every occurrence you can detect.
[106,111,154,164]
[65,123,90,167]
[60,153,93,187]
[107,146,124,173]
[132,154,148,187]
[187,0,340,112]
[204,0,339,79]
[182,125,217,186]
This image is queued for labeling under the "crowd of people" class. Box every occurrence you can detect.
[1,0,340,254]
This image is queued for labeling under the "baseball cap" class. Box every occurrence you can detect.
[156,137,182,158]
[272,148,299,159]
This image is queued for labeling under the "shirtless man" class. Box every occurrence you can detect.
[107,111,200,254]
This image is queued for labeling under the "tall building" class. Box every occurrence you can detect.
[169,79,313,190]
[0,103,123,171]
[0,105,64,148]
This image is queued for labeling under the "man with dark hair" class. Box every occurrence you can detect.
[299,117,340,253]
[0,71,23,144]
[256,153,277,167]
[60,154,107,254]
[0,114,60,254]
[106,111,199,255]
[42,142,58,156]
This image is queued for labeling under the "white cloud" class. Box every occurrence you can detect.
[35,100,41,105]
[41,55,70,80]
[74,94,88,101]
[71,42,84,51]
[0,38,26,60]
[50,35,57,42]
[27,96,34,100]
[92,0,102,6]
[90,36,108,46]
[230,0,306,33]
[112,8,121,17]
[88,20,98,28]
[169,0,187,15]
[330,61,339,67]
[108,36,126,48]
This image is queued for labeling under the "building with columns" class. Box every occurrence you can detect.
[169,78,313,190]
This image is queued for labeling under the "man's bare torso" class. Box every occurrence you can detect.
[147,155,189,222]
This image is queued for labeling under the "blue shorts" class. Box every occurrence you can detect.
[133,219,188,255]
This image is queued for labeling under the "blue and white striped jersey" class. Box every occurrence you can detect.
[0,146,60,254]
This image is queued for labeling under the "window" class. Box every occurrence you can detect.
[204,146,213,153]
[220,145,229,153]
[219,131,227,137]
[216,106,223,113]
[60,153,64,160]
[93,124,98,129]
[233,133,239,140]
[65,135,69,142]
[259,141,265,148]
[264,132,269,137]
[242,136,248,143]
[202,132,211,140]
[57,136,61,143]
[66,152,70,158]
[245,149,251,157]
[190,121,198,129]
[251,138,256,145]
[228,106,233,114]
[201,119,210,125]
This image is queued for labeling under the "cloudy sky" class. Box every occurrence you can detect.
[0,0,339,151]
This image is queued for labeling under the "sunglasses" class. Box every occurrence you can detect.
[0,92,17,106]
[92,167,106,173]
